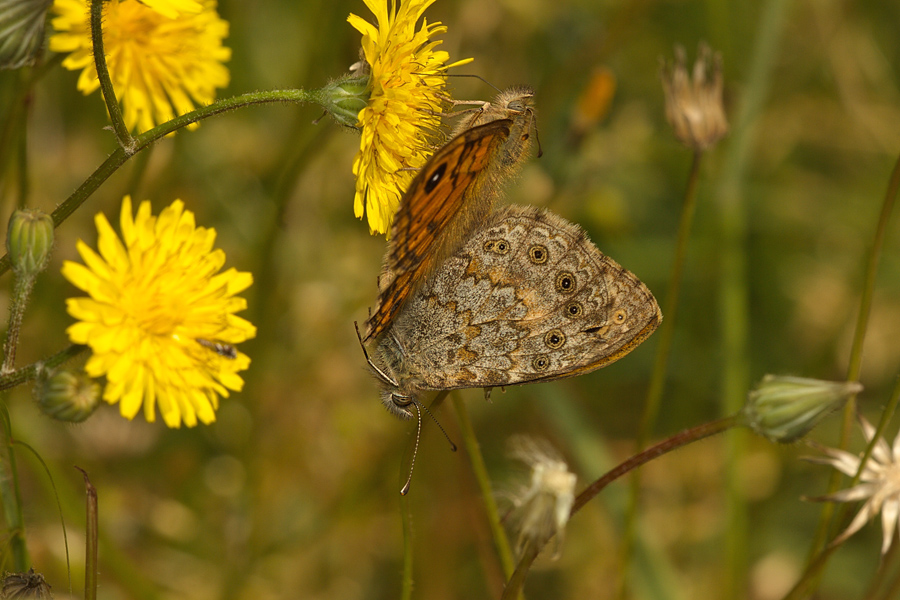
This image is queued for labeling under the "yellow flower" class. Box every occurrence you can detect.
[138,0,202,18]
[348,0,470,235]
[49,0,230,133]
[62,196,256,428]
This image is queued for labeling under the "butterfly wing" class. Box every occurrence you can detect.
[385,204,661,390]
[364,119,514,341]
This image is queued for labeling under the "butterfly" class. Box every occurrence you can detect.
[359,87,661,418]
[363,87,537,342]
[361,203,662,419]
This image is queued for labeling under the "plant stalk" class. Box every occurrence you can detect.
[451,396,516,581]
[90,0,133,149]
[620,149,703,597]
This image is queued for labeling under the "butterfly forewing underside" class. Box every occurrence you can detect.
[364,119,515,342]
[365,88,539,343]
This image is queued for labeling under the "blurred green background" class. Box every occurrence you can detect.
[3,0,900,598]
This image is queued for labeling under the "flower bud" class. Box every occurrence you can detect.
[7,208,54,277]
[742,375,862,443]
[0,0,51,70]
[660,43,728,152]
[35,369,101,423]
[311,75,370,129]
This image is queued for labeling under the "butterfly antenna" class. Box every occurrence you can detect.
[444,73,503,94]
[400,400,424,495]
[420,401,457,452]
[353,321,398,387]
[399,397,458,495]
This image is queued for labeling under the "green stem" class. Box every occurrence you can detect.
[806,152,900,566]
[620,149,703,596]
[0,404,28,571]
[0,88,317,278]
[451,396,516,581]
[875,546,900,600]
[0,345,86,392]
[77,467,98,600]
[636,149,704,449]
[90,0,133,148]
[0,55,61,188]
[863,537,896,600]
[2,276,35,374]
[715,1,791,597]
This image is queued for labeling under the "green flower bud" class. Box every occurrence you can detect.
[35,369,101,423]
[312,76,370,129]
[7,208,54,277]
[742,375,862,443]
[0,0,52,70]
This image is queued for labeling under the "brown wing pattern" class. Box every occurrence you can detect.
[364,119,514,341]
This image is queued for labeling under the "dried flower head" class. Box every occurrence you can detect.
[347,0,471,235]
[660,43,728,152]
[506,436,576,558]
[805,416,900,555]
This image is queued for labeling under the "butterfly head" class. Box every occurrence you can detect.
[381,389,417,420]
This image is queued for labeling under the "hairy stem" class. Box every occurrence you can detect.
[0,88,317,278]
[1,277,34,375]
[0,345,86,392]
[90,0,133,148]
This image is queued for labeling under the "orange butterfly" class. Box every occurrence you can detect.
[364,87,537,341]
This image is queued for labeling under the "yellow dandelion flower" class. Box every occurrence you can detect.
[49,0,230,133]
[62,196,256,428]
[348,0,470,234]
[138,0,202,18]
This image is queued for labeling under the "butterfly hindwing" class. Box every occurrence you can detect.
[385,205,662,390]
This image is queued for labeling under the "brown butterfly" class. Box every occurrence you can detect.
[363,87,537,342]
[361,204,662,420]
[359,86,661,412]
